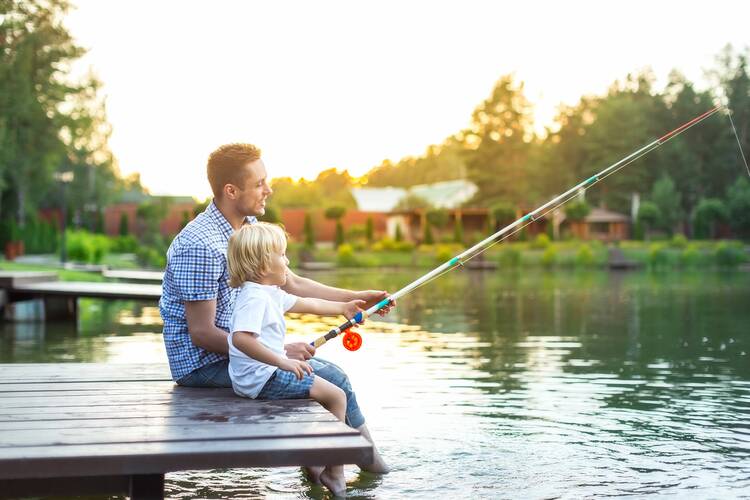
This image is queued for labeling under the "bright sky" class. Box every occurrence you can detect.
[65,0,749,198]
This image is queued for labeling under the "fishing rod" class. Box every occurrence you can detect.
[311,105,731,351]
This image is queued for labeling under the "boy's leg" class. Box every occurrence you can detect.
[175,359,231,388]
[308,377,347,496]
[309,358,389,474]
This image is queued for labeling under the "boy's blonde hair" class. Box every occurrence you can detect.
[227,222,287,288]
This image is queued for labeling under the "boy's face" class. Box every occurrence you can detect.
[264,245,289,286]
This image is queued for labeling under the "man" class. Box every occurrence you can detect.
[159,143,390,473]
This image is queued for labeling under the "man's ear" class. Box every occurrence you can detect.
[224,184,238,200]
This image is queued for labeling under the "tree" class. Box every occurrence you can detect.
[637,202,660,237]
[565,201,591,222]
[692,198,729,239]
[727,176,750,239]
[426,209,449,228]
[303,212,315,248]
[119,212,130,236]
[492,202,517,230]
[651,175,682,235]
[324,206,346,248]
[260,206,280,223]
[365,216,374,244]
[453,215,464,244]
[461,75,535,206]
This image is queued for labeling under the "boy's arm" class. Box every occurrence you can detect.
[288,297,365,317]
[283,271,394,315]
[232,331,313,380]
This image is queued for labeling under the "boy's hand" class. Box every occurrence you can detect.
[342,299,366,323]
[356,290,396,316]
[278,358,313,380]
[284,342,315,360]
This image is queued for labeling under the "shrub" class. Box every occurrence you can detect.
[336,243,357,266]
[111,235,138,253]
[435,244,453,264]
[565,201,591,221]
[541,245,558,267]
[531,233,551,250]
[119,212,130,236]
[422,221,434,244]
[499,245,521,267]
[303,212,315,248]
[671,234,688,249]
[679,244,701,268]
[575,243,594,267]
[648,243,669,268]
[365,217,374,244]
[693,198,729,239]
[714,241,745,268]
[65,230,111,264]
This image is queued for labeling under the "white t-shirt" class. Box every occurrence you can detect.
[228,281,298,398]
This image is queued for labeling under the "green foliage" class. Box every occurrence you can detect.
[530,233,551,249]
[393,194,433,211]
[135,235,168,269]
[334,220,344,248]
[693,198,729,239]
[426,209,449,228]
[17,217,58,254]
[372,237,414,252]
[453,216,464,244]
[365,216,374,244]
[303,212,315,248]
[111,235,138,253]
[324,205,346,220]
[422,221,434,245]
[575,243,594,267]
[394,224,403,242]
[491,202,516,228]
[336,244,357,266]
[671,234,688,249]
[714,241,745,267]
[435,245,453,264]
[727,176,750,239]
[651,175,681,235]
[679,244,702,268]
[648,243,670,268]
[541,246,558,267]
[270,170,356,210]
[136,198,172,245]
[499,245,521,267]
[637,202,660,233]
[260,206,280,223]
[66,230,110,264]
[565,201,591,222]
[119,213,130,236]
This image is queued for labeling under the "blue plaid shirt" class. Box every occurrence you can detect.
[159,201,256,381]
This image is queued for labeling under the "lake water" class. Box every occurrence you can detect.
[2,270,749,499]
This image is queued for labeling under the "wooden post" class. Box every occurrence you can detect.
[129,474,165,500]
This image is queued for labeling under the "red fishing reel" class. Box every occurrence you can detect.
[342,330,362,351]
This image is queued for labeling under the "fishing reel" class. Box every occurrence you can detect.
[342,330,362,351]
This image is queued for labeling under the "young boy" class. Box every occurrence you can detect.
[226,222,379,496]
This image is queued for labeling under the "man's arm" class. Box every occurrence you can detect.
[184,299,229,355]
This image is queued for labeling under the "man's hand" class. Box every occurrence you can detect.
[341,299,366,323]
[284,342,315,361]
[278,358,313,380]
[355,290,396,316]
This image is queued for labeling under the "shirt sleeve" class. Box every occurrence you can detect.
[169,245,224,302]
[231,294,266,336]
[279,289,298,312]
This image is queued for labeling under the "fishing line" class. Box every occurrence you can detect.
[727,110,750,177]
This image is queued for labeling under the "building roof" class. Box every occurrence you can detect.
[583,207,630,223]
[351,180,477,212]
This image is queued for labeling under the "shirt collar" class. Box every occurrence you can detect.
[207,201,257,239]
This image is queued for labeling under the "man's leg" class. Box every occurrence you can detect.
[176,359,231,388]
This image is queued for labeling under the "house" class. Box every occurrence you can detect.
[561,207,630,241]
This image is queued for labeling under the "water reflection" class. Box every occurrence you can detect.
[1,270,749,497]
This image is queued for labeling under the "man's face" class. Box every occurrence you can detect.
[233,159,272,217]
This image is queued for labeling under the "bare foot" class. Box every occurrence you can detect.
[303,465,323,484]
[319,466,346,497]
[356,424,390,474]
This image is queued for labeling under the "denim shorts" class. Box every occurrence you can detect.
[257,368,314,399]
[176,357,365,428]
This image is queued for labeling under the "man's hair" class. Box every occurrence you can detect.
[227,222,287,288]
[207,143,261,198]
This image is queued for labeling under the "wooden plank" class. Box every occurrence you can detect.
[0,362,172,383]
[0,272,58,288]
[0,420,354,448]
[102,270,164,282]
[0,435,373,479]
[0,411,335,431]
[11,281,162,301]
[0,398,330,420]
[0,475,130,498]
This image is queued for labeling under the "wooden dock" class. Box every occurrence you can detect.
[0,363,372,499]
